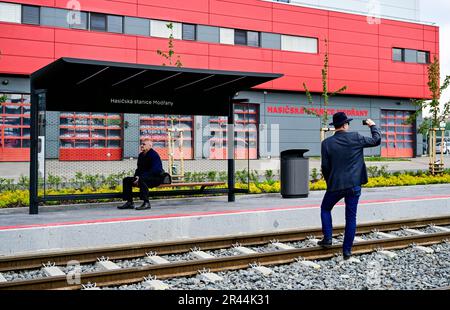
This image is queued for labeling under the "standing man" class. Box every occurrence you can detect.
[119,138,164,210]
[318,112,381,260]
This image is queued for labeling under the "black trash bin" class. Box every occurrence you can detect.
[280,149,309,198]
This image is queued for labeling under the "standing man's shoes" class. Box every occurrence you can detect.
[317,238,332,248]
[343,252,352,260]
[118,201,135,209]
[135,201,151,210]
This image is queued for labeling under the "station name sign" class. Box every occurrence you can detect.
[110,98,174,107]
[267,105,369,117]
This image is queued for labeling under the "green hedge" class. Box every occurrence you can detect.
[2,173,450,208]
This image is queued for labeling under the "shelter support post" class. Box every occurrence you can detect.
[228,97,235,202]
[29,87,41,214]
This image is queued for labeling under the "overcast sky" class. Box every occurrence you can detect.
[420,0,450,119]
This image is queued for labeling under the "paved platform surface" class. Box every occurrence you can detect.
[0,184,449,256]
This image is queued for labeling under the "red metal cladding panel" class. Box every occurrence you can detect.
[379,60,425,75]
[424,41,438,54]
[0,37,54,58]
[379,71,425,86]
[383,18,424,30]
[0,54,52,75]
[0,23,55,42]
[54,43,137,63]
[272,22,328,39]
[272,8,328,29]
[273,76,323,92]
[138,4,209,25]
[329,16,379,34]
[424,30,438,42]
[329,80,380,97]
[139,0,209,13]
[209,44,273,62]
[379,35,424,50]
[209,14,272,32]
[272,62,322,78]
[137,37,209,57]
[329,42,379,59]
[379,23,424,41]
[379,47,395,60]
[329,67,379,83]
[137,50,210,69]
[54,0,138,16]
[2,0,54,6]
[209,0,272,23]
[208,56,272,73]
[328,10,368,22]
[272,50,323,67]
[379,83,424,99]
[55,29,137,50]
[329,29,379,47]
[328,55,379,71]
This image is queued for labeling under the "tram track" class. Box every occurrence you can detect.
[1,215,449,272]
[0,216,449,290]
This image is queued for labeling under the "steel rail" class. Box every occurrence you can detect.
[1,215,449,272]
[0,231,449,290]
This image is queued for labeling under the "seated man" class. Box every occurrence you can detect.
[119,138,164,210]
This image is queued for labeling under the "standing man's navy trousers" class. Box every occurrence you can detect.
[320,185,361,253]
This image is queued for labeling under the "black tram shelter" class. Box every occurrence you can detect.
[29,58,282,214]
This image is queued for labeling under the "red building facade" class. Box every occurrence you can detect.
[0,0,440,160]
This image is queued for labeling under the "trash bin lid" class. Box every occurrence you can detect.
[281,149,309,158]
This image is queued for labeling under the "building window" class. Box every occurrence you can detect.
[393,48,430,64]
[281,35,318,53]
[69,11,88,30]
[90,13,107,31]
[182,23,196,41]
[220,28,234,45]
[393,48,404,61]
[0,2,21,23]
[197,25,220,43]
[22,5,40,25]
[40,7,69,28]
[107,15,123,33]
[235,30,247,45]
[404,49,418,63]
[247,31,260,47]
[124,17,150,36]
[151,20,182,39]
[417,51,430,64]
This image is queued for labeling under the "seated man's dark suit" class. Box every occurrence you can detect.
[122,148,164,202]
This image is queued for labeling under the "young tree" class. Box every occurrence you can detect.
[302,38,347,137]
[407,56,450,174]
[157,23,183,68]
[408,56,450,134]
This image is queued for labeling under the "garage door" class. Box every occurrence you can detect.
[380,110,415,158]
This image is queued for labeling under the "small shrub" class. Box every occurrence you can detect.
[310,168,321,182]
[264,170,275,185]
[207,171,217,182]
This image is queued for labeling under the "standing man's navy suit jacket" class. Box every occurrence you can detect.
[321,126,382,192]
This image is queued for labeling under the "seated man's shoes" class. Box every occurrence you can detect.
[343,251,352,260]
[118,201,135,209]
[317,238,332,248]
[135,201,151,210]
